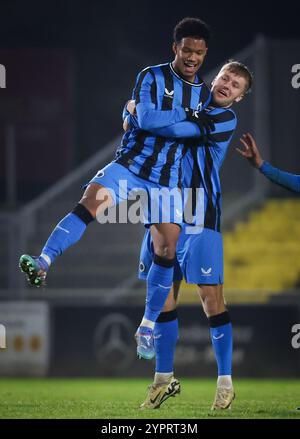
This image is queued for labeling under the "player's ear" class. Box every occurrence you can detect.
[172,42,177,55]
[235,93,244,103]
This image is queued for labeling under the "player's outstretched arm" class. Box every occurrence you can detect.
[236,133,300,193]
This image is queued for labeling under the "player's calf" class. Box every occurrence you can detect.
[18,203,95,287]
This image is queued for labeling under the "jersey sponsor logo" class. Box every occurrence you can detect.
[201,267,212,275]
[164,88,174,98]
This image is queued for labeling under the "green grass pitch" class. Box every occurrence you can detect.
[0,378,300,419]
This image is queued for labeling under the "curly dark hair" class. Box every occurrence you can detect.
[173,17,211,46]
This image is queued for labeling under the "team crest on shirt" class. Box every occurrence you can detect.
[164,88,174,98]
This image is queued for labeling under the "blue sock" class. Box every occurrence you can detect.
[41,212,88,263]
[144,255,174,323]
[209,312,232,376]
[154,310,178,373]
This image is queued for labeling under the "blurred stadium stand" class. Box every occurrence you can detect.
[0,135,144,298]
[181,198,300,303]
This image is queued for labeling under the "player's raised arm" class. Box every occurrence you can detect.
[237,133,300,193]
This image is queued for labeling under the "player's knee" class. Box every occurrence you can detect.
[79,198,98,218]
[163,290,177,311]
[204,300,222,316]
[80,185,113,218]
[162,302,176,312]
[198,285,225,316]
[153,243,176,259]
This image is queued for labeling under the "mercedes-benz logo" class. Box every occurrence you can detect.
[93,313,136,371]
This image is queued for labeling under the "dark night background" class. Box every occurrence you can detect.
[0,0,299,201]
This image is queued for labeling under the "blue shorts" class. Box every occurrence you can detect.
[138,226,223,285]
[88,162,183,227]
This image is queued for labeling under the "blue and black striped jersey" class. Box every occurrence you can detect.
[182,105,237,231]
[116,62,211,188]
